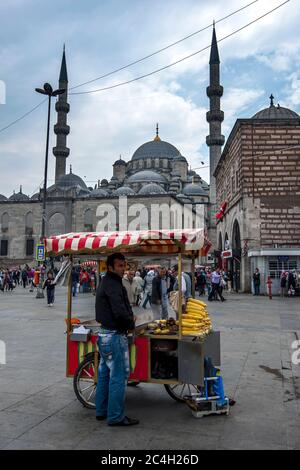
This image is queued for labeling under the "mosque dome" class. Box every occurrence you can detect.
[127,170,167,184]
[132,126,180,161]
[252,95,299,119]
[56,170,88,190]
[30,193,40,201]
[113,156,126,166]
[138,183,166,195]
[9,188,29,201]
[114,186,135,196]
[183,183,208,197]
[90,188,109,197]
[0,194,8,201]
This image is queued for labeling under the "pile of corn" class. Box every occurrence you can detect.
[181,298,212,337]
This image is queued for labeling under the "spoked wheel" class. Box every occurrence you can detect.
[164,383,201,403]
[73,355,98,409]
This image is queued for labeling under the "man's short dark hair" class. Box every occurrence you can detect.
[107,253,125,269]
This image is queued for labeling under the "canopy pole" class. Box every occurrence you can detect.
[178,249,183,340]
[191,252,196,299]
[66,255,73,377]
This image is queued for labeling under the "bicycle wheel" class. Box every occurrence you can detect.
[164,383,201,403]
[73,354,98,409]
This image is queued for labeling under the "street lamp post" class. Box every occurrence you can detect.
[35,83,65,299]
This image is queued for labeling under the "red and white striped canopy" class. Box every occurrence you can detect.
[45,229,211,256]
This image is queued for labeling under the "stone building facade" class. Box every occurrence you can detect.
[214,98,300,294]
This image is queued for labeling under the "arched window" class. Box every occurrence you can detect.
[48,213,66,236]
[224,232,229,250]
[232,220,241,250]
[84,209,93,232]
[1,213,9,233]
[25,212,34,236]
[218,232,223,251]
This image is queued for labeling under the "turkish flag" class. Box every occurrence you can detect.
[215,201,227,220]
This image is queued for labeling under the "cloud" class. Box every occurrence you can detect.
[0,0,299,196]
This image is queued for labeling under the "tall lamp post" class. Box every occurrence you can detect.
[35,83,65,299]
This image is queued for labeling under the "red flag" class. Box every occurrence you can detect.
[215,201,227,220]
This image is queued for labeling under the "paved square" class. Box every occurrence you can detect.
[0,287,299,450]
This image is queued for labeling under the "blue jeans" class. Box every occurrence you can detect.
[95,330,130,424]
[254,284,260,295]
[47,289,55,304]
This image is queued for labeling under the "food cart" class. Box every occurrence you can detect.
[45,229,224,413]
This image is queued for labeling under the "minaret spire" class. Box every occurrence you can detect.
[53,46,70,183]
[206,25,225,243]
[206,25,224,205]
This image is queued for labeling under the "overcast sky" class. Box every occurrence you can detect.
[0,0,299,197]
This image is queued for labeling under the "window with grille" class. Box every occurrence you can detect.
[268,259,298,278]
[0,240,8,256]
[26,239,34,256]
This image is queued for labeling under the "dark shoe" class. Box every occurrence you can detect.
[221,298,227,302]
[108,416,139,426]
[96,415,107,421]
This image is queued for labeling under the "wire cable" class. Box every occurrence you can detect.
[70,1,290,96]
[0,98,47,134]
[69,0,259,91]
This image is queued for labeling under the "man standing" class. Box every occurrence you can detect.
[208,267,226,302]
[95,253,138,426]
[253,268,261,296]
[122,270,138,306]
[151,267,169,320]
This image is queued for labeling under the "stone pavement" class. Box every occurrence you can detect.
[0,286,299,450]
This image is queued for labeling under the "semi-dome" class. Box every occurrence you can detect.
[30,193,40,201]
[138,183,166,195]
[252,95,299,119]
[127,170,167,184]
[132,139,180,160]
[90,188,109,197]
[114,186,135,196]
[183,183,208,196]
[56,171,88,190]
[0,194,8,201]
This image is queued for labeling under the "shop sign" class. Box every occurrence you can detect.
[222,250,232,259]
[278,256,289,263]
[36,243,45,261]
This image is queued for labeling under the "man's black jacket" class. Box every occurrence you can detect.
[95,271,135,333]
[151,275,162,305]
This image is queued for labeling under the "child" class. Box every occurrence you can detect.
[43,271,56,307]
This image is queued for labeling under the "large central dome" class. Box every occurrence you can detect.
[132,139,180,160]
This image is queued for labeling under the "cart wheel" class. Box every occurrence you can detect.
[164,384,201,403]
[73,355,98,409]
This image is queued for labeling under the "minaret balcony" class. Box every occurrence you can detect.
[206,135,225,147]
[53,146,70,158]
[55,101,70,113]
[206,85,223,98]
[206,110,224,123]
[54,123,70,135]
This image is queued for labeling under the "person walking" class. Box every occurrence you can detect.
[95,252,138,426]
[133,271,144,306]
[71,267,80,297]
[196,269,206,296]
[280,271,287,297]
[42,271,56,306]
[208,268,226,302]
[21,268,28,289]
[142,270,155,309]
[151,267,169,320]
[253,268,261,296]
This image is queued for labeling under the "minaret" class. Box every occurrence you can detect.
[206,24,224,207]
[53,46,70,183]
